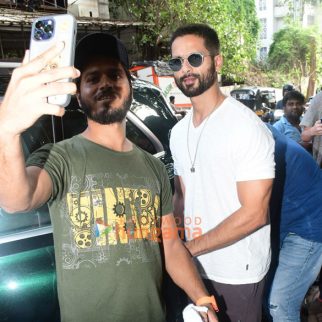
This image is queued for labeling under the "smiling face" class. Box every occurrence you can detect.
[171,34,221,98]
[77,56,132,125]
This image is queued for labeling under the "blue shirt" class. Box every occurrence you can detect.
[273,115,301,143]
[267,124,322,243]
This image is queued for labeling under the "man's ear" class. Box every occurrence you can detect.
[76,92,82,108]
[214,54,223,71]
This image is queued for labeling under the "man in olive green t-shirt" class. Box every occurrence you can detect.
[0,32,218,322]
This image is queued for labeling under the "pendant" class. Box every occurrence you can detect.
[190,167,195,173]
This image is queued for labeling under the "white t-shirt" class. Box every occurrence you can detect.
[170,96,275,284]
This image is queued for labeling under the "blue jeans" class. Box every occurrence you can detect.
[268,233,322,322]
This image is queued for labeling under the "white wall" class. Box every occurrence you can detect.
[68,0,109,18]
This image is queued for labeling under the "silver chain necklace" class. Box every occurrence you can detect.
[186,97,225,173]
[187,112,212,173]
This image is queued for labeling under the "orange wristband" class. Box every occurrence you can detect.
[196,295,219,312]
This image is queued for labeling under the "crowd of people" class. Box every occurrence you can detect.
[0,22,321,322]
[261,79,322,322]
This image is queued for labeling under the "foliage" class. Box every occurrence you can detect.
[239,62,290,88]
[268,25,322,93]
[111,0,259,81]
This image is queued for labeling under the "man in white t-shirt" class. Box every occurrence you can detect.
[169,23,275,322]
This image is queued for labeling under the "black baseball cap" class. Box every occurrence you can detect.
[74,33,129,72]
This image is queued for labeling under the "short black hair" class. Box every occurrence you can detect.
[170,24,220,55]
[283,90,305,107]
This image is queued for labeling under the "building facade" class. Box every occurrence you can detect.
[0,0,146,62]
[255,0,322,60]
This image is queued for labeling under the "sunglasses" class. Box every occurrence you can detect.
[168,52,214,72]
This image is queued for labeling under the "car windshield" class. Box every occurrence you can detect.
[131,79,177,150]
[230,90,255,100]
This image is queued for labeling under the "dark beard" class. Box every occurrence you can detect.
[175,61,217,97]
[80,89,132,125]
[286,112,301,125]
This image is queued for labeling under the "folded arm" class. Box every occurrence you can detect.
[301,120,322,142]
[185,178,273,256]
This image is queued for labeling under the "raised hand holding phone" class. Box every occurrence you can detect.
[29,14,77,107]
[0,41,80,137]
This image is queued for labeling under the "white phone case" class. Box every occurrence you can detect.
[29,14,77,107]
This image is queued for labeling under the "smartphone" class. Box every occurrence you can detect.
[29,14,77,107]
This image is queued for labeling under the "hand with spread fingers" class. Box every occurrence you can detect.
[0,42,80,136]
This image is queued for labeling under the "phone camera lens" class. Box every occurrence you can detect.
[34,30,43,40]
[33,19,54,41]
[35,21,43,30]
[44,25,53,33]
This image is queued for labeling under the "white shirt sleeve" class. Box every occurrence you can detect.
[234,122,275,181]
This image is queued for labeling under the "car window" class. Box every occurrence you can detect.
[61,108,88,139]
[231,89,257,100]
[126,119,157,155]
[131,81,177,151]
[22,116,54,152]
[132,81,175,122]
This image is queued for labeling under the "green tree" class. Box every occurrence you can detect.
[111,0,259,81]
[268,25,322,96]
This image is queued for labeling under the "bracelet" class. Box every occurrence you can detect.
[196,295,219,312]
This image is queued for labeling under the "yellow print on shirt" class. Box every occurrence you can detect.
[66,187,160,249]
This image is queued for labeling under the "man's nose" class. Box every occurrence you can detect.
[99,74,113,88]
[181,58,192,73]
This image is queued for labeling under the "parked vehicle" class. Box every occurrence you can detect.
[0,65,177,321]
[130,60,192,111]
[230,86,276,122]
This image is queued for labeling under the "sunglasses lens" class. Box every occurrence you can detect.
[188,53,203,67]
[169,58,182,72]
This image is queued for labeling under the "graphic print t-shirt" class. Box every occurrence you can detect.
[27,135,173,322]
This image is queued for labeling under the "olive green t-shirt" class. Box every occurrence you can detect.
[27,135,173,322]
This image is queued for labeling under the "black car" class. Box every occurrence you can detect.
[0,68,177,321]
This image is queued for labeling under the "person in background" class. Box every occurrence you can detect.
[169,95,186,120]
[170,95,176,108]
[169,23,275,322]
[0,33,218,322]
[264,124,322,322]
[301,91,322,167]
[273,90,310,151]
[275,84,295,110]
[300,90,322,321]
